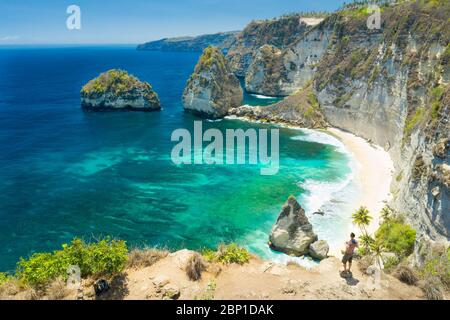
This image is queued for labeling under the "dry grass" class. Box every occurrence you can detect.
[23,287,40,300]
[421,277,444,300]
[0,278,21,299]
[357,255,375,274]
[394,266,418,286]
[46,278,69,300]
[127,248,169,269]
[185,253,206,281]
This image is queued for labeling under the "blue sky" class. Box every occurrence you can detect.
[0,0,348,44]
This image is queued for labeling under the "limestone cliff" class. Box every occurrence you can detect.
[244,18,333,95]
[183,46,243,119]
[226,14,322,77]
[81,69,161,111]
[313,1,449,242]
[239,0,450,242]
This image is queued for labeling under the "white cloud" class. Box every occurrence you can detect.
[0,35,20,41]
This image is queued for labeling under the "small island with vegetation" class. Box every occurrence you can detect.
[81,69,161,111]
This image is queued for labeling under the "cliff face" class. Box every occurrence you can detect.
[314,2,449,242]
[236,1,450,242]
[137,31,239,52]
[226,14,321,77]
[244,44,284,96]
[244,20,333,96]
[81,69,161,111]
[183,46,243,118]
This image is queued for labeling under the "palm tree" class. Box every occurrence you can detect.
[380,205,392,222]
[360,233,375,252]
[370,240,386,269]
[352,206,373,234]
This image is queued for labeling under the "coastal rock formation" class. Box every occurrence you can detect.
[226,14,322,76]
[309,240,329,260]
[245,45,283,96]
[243,19,332,96]
[269,196,318,256]
[228,84,327,128]
[137,31,239,52]
[235,1,449,246]
[182,46,243,119]
[311,2,450,242]
[81,69,161,111]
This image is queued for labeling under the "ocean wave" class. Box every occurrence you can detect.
[250,93,278,99]
[299,174,353,215]
[290,128,347,154]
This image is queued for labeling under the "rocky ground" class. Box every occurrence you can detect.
[8,250,422,301]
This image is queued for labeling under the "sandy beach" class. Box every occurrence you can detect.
[327,128,394,254]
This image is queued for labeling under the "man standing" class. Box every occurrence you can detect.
[342,233,359,275]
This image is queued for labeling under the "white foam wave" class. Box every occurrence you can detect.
[290,128,347,154]
[250,93,278,99]
[299,174,353,215]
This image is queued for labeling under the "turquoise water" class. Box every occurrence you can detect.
[0,46,356,271]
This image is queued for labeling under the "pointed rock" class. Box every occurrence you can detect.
[269,196,317,256]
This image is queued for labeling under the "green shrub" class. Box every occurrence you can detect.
[0,272,10,286]
[375,219,416,258]
[201,244,250,265]
[83,238,128,275]
[383,256,400,272]
[216,244,250,265]
[201,248,218,263]
[16,238,128,287]
[16,253,67,287]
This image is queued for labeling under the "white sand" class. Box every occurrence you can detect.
[327,128,394,255]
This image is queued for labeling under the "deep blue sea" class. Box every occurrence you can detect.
[0,45,357,271]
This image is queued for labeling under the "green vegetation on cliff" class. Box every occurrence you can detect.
[81,69,159,103]
[16,238,128,287]
[202,243,250,265]
[375,217,416,258]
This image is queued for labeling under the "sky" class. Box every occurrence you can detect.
[0,0,348,45]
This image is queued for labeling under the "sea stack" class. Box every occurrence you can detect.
[269,196,318,256]
[182,46,243,119]
[81,69,161,111]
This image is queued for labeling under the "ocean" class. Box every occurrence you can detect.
[0,45,358,271]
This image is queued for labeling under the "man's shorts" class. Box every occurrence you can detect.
[342,253,353,264]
